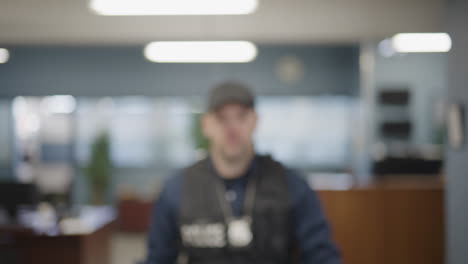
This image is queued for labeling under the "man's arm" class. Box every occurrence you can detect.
[145,174,182,264]
[286,169,341,264]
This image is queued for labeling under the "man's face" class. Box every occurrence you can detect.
[202,103,257,161]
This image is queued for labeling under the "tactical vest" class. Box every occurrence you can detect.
[178,155,295,264]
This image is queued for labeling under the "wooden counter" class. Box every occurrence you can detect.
[318,179,444,264]
[117,176,445,264]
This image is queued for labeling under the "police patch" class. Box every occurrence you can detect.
[181,222,226,248]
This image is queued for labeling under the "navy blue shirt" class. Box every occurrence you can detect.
[145,157,341,264]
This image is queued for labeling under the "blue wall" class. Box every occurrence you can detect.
[0,45,359,97]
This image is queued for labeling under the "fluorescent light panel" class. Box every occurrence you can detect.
[144,41,258,63]
[90,0,258,15]
[392,33,452,53]
[0,48,9,64]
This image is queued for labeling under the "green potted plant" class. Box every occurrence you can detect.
[193,113,210,151]
[85,132,111,205]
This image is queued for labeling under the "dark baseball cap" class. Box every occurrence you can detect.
[207,81,255,112]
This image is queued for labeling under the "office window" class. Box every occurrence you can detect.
[76,97,197,169]
[255,96,357,171]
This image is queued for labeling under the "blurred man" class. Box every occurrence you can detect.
[145,82,341,264]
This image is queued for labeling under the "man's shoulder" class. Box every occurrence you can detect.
[283,167,310,191]
[161,158,207,195]
[259,155,308,188]
[158,170,185,205]
[158,159,210,210]
[270,160,315,202]
[164,170,183,187]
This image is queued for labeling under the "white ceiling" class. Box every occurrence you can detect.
[0,0,447,45]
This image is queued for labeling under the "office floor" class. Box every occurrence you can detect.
[111,232,147,264]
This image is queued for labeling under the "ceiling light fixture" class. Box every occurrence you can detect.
[0,48,9,64]
[144,41,258,63]
[392,33,452,53]
[90,0,258,16]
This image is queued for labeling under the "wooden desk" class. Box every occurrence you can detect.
[0,207,116,264]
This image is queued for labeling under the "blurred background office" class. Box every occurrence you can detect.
[0,0,467,264]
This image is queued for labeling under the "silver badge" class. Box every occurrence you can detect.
[227,216,253,247]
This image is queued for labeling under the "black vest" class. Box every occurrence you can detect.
[178,155,295,264]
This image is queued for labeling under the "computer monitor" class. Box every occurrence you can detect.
[0,182,39,223]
